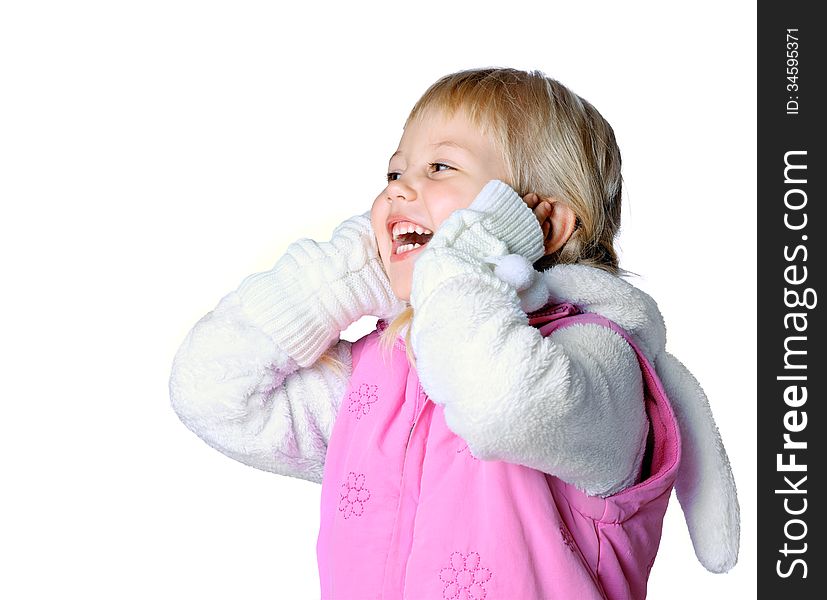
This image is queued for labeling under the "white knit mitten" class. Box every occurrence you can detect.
[236,211,406,367]
[425,180,545,262]
[410,180,546,313]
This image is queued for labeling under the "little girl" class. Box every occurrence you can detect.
[169,67,739,599]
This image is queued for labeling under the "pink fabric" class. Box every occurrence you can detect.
[316,302,681,599]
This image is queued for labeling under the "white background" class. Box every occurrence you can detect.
[1,1,756,598]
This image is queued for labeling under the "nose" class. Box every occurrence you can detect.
[386,177,416,203]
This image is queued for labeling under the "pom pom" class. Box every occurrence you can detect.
[484,253,550,312]
[518,276,551,313]
[485,254,535,290]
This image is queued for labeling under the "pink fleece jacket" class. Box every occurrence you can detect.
[316,301,681,599]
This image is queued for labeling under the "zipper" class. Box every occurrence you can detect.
[400,384,430,502]
[389,382,431,596]
[406,382,425,447]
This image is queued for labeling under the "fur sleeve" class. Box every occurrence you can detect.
[410,255,647,497]
[169,290,352,484]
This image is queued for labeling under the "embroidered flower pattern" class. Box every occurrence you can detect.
[439,551,492,599]
[338,472,370,519]
[560,525,577,553]
[348,383,379,420]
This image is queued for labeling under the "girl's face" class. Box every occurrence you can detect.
[371,107,510,302]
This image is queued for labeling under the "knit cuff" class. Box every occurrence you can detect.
[234,258,336,367]
[468,180,545,264]
[237,236,404,367]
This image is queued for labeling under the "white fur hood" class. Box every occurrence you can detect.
[537,263,741,574]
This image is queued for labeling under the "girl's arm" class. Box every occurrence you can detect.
[409,181,648,497]
[169,212,404,483]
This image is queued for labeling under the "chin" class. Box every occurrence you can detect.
[388,271,412,303]
[384,258,412,303]
[391,282,411,304]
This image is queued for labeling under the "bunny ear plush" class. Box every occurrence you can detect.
[486,253,741,573]
[653,351,740,573]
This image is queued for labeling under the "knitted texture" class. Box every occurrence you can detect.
[410,180,545,315]
[425,180,545,263]
[236,212,405,367]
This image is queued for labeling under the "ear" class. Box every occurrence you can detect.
[541,197,577,255]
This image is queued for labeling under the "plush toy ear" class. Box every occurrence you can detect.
[654,351,740,573]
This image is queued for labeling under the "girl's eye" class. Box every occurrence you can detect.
[386,163,453,183]
[429,162,453,173]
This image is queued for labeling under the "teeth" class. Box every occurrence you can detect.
[392,221,433,240]
[395,242,422,255]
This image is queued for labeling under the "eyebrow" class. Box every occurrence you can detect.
[390,140,470,160]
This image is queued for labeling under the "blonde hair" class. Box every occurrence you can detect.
[378,305,416,369]
[317,306,416,374]
[317,345,350,379]
[375,67,629,365]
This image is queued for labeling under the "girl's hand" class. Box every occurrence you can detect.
[523,193,553,252]
[410,181,549,315]
[422,181,545,263]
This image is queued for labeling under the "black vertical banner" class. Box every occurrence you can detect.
[758,2,824,598]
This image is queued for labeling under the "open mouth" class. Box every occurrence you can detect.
[390,221,434,259]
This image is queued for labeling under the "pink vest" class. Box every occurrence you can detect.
[317,302,681,599]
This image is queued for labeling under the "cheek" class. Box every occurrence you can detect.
[370,197,388,241]
[423,181,480,232]
[370,203,395,271]
[428,201,464,234]
[370,194,383,222]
